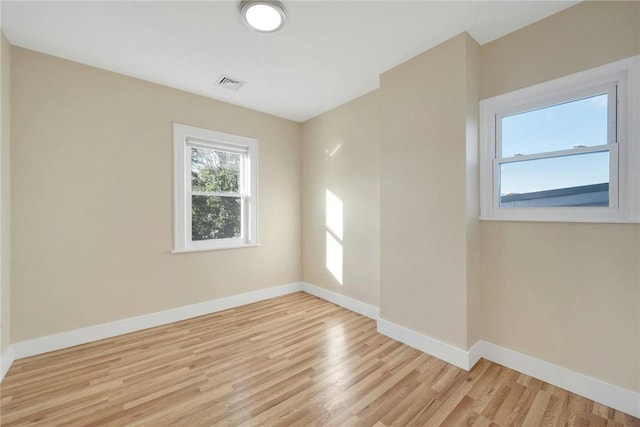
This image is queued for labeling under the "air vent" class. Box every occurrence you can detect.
[216,75,246,91]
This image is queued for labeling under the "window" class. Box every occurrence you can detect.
[173,123,258,252]
[480,56,639,223]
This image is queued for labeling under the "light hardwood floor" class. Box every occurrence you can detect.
[1,292,638,426]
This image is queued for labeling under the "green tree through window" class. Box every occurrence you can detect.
[191,147,242,241]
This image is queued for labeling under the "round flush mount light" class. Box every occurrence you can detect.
[240,0,286,33]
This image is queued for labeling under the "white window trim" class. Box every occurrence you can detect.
[172,123,259,253]
[479,55,640,223]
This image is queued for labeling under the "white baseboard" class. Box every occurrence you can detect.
[5,282,639,418]
[301,282,380,320]
[0,344,15,382]
[375,321,639,417]
[377,317,473,370]
[467,340,484,368]
[474,340,640,418]
[12,282,304,360]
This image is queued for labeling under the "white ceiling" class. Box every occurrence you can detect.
[1,1,578,122]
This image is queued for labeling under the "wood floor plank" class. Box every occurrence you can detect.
[1,292,637,426]
[521,389,553,426]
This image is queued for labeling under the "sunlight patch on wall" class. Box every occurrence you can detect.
[325,143,342,159]
[326,189,344,285]
[326,231,343,284]
[326,189,343,240]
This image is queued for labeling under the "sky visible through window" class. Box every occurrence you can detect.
[500,93,609,195]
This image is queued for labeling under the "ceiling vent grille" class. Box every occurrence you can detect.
[216,75,246,91]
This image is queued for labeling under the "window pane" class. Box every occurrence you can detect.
[501,93,608,157]
[192,195,241,240]
[499,151,609,208]
[191,147,240,192]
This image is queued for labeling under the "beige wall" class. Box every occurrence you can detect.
[11,48,302,342]
[301,91,380,307]
[1,32,10,356]
[380,33,478,349]
[480,223,640,391]
[480,0,640,99]
[464,37,480,348]
[478,1,640,391]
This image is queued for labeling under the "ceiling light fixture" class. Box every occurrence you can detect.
[240,0,286,33]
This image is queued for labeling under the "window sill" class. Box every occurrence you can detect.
[479,215,639,224]
[171,243,261,254]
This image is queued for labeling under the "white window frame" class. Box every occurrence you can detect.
[480,55,640,223]
[172,123,258,252]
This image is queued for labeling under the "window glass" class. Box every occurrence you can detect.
[191,195,241,240]
[191,146,240,193]
[500,152,609,208]
[501,93,609,157]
